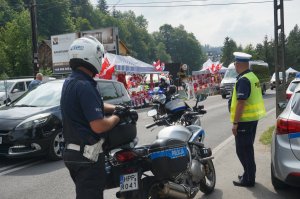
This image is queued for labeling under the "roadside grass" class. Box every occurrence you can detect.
[260,125,275,145]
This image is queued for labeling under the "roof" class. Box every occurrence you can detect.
[105,53,156,73]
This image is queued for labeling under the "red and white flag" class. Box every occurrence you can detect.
[99,57,115,79]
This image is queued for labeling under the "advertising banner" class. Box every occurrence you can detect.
[51,33,78,74]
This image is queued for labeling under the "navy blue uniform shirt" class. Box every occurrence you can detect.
[61,70,104,141]
[236,69,251,100]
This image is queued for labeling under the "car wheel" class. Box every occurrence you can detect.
[48,130,64,161]
[271,163,288,190]
[4,98,11,104]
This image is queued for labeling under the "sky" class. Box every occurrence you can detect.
[90,0,300,47]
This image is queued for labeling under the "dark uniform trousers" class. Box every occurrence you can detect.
[63,150,106,199]
[235,121,258,183]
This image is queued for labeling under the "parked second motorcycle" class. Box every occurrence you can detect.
[112,94,216,199]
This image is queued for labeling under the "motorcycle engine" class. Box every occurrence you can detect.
[190,159,205,183]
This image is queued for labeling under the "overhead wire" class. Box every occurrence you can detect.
[109,0,293,8]
[35,0,293,12]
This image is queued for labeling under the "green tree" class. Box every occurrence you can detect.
[155,24,204,73]
[37,0,75,37]
[244,44,257,59]
[0,0,16,27]
[255,36,275,74]
[221,37,238,67]
[0,10,32,77]
[155,42,171,63]
[286,24,300,71]
[97,0,109,15]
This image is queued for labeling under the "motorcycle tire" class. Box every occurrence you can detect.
[199,159,216,194]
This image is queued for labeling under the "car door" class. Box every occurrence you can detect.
[289,91,300,161]
[10,81,26,101]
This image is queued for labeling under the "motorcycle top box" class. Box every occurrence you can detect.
[165,98,187,113]
[104,123,137,151]
[149,138,190,180]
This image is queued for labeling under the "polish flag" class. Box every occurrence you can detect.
[99,57,115,79]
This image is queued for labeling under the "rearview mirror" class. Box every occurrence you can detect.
[197,94,207,102]
[278,102,287,110]
[147,109,157,117]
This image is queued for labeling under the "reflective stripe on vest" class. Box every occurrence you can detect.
[230,72,266,122]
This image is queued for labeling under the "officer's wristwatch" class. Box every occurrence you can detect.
[233,122,238,125]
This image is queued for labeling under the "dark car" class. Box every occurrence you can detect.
[0,79,131,160]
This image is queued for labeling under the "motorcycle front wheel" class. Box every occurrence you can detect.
[199,159,216,194]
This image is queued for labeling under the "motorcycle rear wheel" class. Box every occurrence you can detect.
[199,159,216,194]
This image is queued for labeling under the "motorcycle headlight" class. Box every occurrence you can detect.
[15,113,51,130]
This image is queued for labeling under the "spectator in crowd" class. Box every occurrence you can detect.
[28,73,43,90]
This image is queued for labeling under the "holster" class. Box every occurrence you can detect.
[83,138,105,162]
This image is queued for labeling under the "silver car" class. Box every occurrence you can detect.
[271,84,300,189]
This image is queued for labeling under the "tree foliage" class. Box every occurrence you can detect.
[0,10,32,77]
[221,37,238,67]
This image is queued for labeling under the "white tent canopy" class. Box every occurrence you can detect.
[286,67,298,73]
[105,53,156,73]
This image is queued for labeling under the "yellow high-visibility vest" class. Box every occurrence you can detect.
[230,72,266,122]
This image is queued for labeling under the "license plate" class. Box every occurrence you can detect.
[0,137,2,144]
[120,172,138,192]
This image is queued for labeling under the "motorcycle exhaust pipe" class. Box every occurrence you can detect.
[159,181,189,199]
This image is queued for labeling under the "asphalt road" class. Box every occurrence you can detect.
[0,90,296,199]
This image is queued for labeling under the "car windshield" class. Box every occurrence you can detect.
[0,81,14,92]
[224,69,238,79]
[13,81,63,107]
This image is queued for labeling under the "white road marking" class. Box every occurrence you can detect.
[212,107,276,155]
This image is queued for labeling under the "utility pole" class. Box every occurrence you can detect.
[30,0,39,78]
[274,0,286,117]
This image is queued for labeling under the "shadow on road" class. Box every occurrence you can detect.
[250,182,300,199]
[197,188,223,199]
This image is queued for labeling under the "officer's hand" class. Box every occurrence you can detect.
[113,105,129,118]
[232,124,238,136]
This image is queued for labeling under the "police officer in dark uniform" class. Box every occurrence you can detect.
[60,36,126,199]
[230,52,266,187]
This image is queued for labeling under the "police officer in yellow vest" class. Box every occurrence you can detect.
[230,52,266,187]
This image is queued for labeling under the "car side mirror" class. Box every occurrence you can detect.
[12,89,20,93]
[278,102,287,109]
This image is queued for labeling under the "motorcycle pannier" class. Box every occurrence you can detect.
[149,138,190,180]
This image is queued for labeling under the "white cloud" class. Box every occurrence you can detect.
[91,0,300,47]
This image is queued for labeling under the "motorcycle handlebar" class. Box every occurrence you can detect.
[145,122,157,129]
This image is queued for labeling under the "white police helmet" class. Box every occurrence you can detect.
[69,36,104,74]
